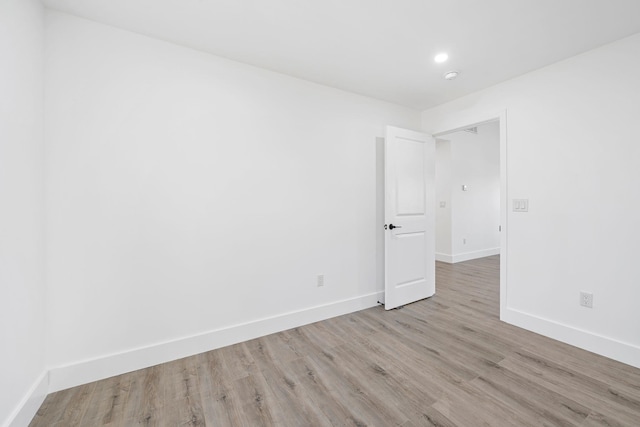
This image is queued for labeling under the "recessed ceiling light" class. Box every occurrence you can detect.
[444,71,459,80]
[434,53,449,63]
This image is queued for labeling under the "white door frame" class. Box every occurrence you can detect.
[431,110,508,320]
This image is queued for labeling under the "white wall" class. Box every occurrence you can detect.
[0,0,47,425]
[44,11,421,390]
[422,33,640,368]
[435,122,500,263]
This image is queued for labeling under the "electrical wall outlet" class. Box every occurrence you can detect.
[317,275,324,287]
[463,238,466,245]
[580,291,593,308]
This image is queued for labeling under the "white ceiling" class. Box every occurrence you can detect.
[43,0,640,110]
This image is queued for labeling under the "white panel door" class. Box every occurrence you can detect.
[384,126,435,310]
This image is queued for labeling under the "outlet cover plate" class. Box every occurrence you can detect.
[580,291,593,308]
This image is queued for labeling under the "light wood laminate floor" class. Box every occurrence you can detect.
[30,256,640,426]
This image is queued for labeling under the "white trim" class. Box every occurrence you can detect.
[3,371,48,427]
[436,248,500,264]
[435,253,453,263]
[503,307,640,369]
[498,111,508,320]
[430,110,503,137]
[48,291,383,392]
[453,247,500,263]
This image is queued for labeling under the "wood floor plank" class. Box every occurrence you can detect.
[128,365,164,426]
[80,373,132,425]
[286,357,365,426]
[162,393,206,426]
[30,255,640,427]
[431,379,537,427]
[381,308,507,367]
[162,354,201,402]
[339,333,445,406]
[498,349,640,425]
[359,311,486,383]
[304,348,409,426]
[217,341,258,381]
[258,359,331,426]
[413,406,458,427]
[197,355,243,427]
[580,410,640,427]
[334,341,438,423]
[297,320,348,350]
[470,363,591,426]
[232,373,277,426]
[29,389,76,426]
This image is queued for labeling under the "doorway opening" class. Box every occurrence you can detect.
[435,121,500,263]
[432,112,507,319]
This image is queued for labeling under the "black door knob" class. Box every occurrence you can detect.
[389,224,402,230]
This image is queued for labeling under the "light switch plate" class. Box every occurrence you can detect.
[513,199,529,212]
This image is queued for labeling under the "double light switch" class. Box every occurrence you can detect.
[513,199,529,212]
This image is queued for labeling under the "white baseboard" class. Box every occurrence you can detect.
[502,307,640,369]
[435,253,453,263]
[3,371,48,427]
[48,291,384,393]
[436,247,500,264]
